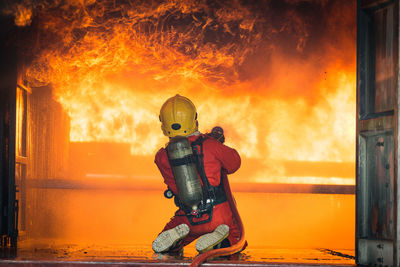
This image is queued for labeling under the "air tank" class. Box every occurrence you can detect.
[167,136,203,211]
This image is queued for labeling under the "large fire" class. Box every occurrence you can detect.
[7,0,356,185]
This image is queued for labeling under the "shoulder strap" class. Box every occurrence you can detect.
[191,136,213,198]
[190,135,206,147]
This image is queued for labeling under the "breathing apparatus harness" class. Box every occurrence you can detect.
[165,135,227,225]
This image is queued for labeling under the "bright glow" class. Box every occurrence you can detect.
[23,0,356,185]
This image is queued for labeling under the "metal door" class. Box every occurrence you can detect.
[0,30,18,255]
[15,81,30,237]
[357,0,399,266]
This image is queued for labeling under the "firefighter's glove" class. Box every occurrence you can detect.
[207,126,225,143]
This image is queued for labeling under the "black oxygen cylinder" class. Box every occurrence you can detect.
[167,136,203,211]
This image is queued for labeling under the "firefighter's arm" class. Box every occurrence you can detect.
[154,148,178,194]
[212,140,241,174]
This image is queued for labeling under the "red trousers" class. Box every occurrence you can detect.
[161,201,241,251]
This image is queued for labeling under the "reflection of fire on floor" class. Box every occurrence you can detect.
[9,241,355,266]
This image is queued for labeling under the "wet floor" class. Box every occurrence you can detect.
[6,242,356,266]
[11,188,356,266]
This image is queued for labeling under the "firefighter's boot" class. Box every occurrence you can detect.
[195,224,230,253]
[152,224,190,253]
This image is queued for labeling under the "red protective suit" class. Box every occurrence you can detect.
[154,133,242,250]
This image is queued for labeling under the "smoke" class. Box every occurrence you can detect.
[6,0,355,95]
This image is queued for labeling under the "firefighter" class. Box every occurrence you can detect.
[152,94,245,256]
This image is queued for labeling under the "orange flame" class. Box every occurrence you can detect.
[2,3,33,27]
[19,0,355,185]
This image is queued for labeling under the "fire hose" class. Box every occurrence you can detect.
[189,171,246,267]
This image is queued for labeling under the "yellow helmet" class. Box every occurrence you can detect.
[159,94,198,137]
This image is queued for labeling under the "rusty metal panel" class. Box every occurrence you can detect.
[357,0,399,265]
[374,3,397,113]
[358,0,399,119]
[369,132,394,239]
[359,115,394,131]
[359,132,395,240]
[358,131,395,266]
[358,239,393,266]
